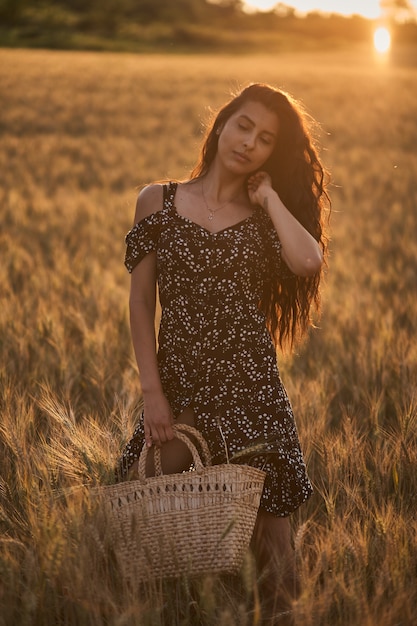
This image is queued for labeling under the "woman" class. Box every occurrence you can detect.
[118,83,330,624]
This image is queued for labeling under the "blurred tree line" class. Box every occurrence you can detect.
[1,0,244,28]
[1,0,416,50]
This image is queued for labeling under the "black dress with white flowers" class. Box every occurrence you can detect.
[117,182,313,517]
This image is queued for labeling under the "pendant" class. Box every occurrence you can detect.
[208,210,214,220]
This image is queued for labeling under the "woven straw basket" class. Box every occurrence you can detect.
[97,424,266,582]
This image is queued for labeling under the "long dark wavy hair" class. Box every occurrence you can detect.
[190,83,331,349]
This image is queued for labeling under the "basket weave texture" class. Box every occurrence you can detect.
[98,424,266,581]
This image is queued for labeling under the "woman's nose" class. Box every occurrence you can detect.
[243,132,256,149]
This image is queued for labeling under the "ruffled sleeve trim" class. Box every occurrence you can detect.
[124,211,163,273]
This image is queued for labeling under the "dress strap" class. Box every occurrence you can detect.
[163,182,178,209]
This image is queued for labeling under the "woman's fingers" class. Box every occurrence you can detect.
[143,393,175,447]
[248,171,271,189]
[248,171,273,206]
[146,416,175,448]
[152,423,174,447]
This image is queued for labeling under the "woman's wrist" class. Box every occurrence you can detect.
[260,187,279,213]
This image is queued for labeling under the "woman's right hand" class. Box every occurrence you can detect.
[143,390,175,448]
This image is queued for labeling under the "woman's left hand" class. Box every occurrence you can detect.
[247,171,274,207]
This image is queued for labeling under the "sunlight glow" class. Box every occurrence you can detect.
[244,0,278,10]
[243,0,382,19]
[373,27,391,53]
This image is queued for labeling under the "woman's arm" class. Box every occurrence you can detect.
[129,185,175,447]
[247,172,323,277]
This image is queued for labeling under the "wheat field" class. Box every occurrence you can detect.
[1,46,417,625]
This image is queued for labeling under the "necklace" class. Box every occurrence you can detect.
[201,179,240,221]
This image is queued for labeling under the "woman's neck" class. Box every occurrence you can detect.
[202,164,247,205]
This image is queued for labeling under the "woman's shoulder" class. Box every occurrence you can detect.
[133,183,165,225]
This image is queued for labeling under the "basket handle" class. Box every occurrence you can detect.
[138,424,211,482]
[172,423,212,466]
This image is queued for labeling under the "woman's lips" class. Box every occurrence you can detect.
[233,151,251,163]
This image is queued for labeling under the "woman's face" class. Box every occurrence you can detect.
[216,100,279,176]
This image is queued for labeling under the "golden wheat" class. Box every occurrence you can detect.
[1,47,416,625]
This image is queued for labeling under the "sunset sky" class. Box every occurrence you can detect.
[243,0,417,20]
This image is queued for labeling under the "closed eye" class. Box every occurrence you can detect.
[238,124,272,145]
[260,136,273,145]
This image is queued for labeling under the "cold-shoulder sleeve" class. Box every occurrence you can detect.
[124,212,162,273]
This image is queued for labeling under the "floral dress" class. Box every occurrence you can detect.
[117,182,313,517]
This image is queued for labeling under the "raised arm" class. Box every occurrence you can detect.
[247,171,323,277]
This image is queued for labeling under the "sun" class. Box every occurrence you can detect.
[373,27,391,53]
